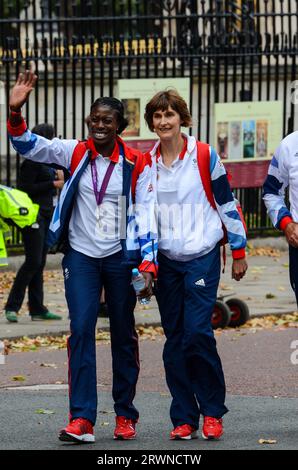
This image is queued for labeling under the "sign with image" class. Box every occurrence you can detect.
[118,78,190,140]
[214,101,283,161]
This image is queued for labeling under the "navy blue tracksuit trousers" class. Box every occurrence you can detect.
[156,245,228,429]
[62,248,139,425]
[289,245,298,307]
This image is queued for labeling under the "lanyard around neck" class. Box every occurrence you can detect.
[90,158,116,206]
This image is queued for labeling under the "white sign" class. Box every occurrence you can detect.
[0,81,5,105]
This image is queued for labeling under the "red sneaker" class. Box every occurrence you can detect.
[170,424,198,440]
[59,417,95,443]
[114,416,137,440]
[202,416,223,440]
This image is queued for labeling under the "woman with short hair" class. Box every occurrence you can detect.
[144,89,247,441]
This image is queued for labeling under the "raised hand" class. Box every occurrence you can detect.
[9,70,38,112]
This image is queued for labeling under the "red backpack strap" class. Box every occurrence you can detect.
[196,141,216,210]
[70,141,89,175]
[197,141,228,272]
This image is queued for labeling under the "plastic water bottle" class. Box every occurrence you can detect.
[131,268,150,305]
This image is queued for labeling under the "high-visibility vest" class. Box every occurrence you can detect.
[0,230,8,266]
[0,184,39,228]
[0,184,39,267]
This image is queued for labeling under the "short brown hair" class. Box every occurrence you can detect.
[144,89,192,132]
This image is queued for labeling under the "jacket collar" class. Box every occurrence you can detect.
[86,136,138,165]
[86,137,120,163]
[150,133,196,162]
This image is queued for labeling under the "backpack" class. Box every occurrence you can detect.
[196,141,247,268]
[0,184,39,229]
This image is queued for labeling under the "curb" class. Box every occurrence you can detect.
[2,311,296,342]
[1,322,163,342]
[2,253,63,272]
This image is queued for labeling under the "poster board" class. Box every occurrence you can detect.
[118,78,190,140]
[214,101,283,161]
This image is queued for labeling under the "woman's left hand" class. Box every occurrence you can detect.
[138,272,154,299]
[232,258,248,281]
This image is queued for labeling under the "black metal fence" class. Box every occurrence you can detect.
[1,0,297,244]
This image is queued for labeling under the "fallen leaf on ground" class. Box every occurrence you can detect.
[265,293,276,299]
[258,438,277,444]
[95,331,111,342]
[12,375,26,381]
[219,283,233,291]
[137,326,164,340]
[35,409,55,415]
[242,312,298,330]
[251,265,266,272]
[248,247,281,258]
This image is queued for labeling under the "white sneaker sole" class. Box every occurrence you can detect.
[201,431,223,440]
[114,433,137,440]
[170,431,198,440]
[59,431,95,443]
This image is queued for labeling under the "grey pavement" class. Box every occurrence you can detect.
[0,390,297,450]
[1,318,298,450]
[0,237,297,341]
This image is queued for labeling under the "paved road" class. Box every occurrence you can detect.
[1,328,298,397]
[0,390,297,450]
[1,241,297,451]
[1,326,297,450]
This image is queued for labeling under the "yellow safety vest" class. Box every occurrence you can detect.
[0,230,8,267]
[0,184,39,267]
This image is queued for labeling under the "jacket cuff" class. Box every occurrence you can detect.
[139,260,158,279]
[7,115,27,136]
[279,216,293,231]
[232,248,246,260]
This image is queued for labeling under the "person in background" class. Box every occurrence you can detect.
[263,132,298,306]
[4,123,63,323]
[144,89,247,441]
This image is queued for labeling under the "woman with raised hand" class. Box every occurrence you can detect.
[7,71,157,444]
[144,89,247,441]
